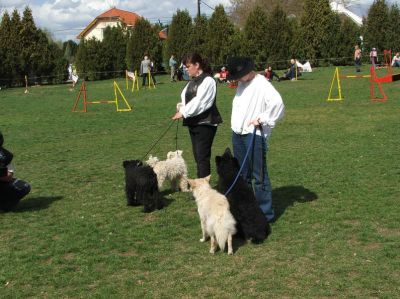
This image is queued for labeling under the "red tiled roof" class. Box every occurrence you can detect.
[159,28,168,40]
[97,7,141,26]
[77,7,141,39]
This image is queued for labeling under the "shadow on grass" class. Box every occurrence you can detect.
[14,196,63,212]
[273,185,318,222]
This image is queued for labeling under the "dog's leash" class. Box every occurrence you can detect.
[175,119,179,151]
[224,127,257,197]
[140,119,176,161]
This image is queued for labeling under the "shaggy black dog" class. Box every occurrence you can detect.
[122,160,163,213]
[215,148,270,243]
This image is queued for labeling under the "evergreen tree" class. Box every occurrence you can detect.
[0,11,13,86]
[364,0,390,52]
[265,5,294,68]
[102,25,126,78]
[75,39,88,79]
[165,10,192,63]
[298,0,336,65]
[243,6,269,69]
[204,5,235,69]
[187,15,208,55]
[9,9,23,84]
[63,40,78,63]
[20,6,39,79]
[126,18,159,72]
[387,4,400,52]
[336,17,360,65]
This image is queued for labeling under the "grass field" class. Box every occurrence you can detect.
[1,65,399,298]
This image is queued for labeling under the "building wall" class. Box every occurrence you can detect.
[84,20,120,41]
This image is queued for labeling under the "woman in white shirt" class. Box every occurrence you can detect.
[227,57,285,223]
[172,53,222,178]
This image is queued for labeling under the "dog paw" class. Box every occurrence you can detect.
[200,238,206,242]
[228,250,233,255]
[209,249,216,254]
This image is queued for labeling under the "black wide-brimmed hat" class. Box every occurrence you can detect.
[226,57,254,81]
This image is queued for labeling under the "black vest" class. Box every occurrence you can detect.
[183,73,222,126]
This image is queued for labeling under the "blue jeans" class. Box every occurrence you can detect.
[232,131,274,221]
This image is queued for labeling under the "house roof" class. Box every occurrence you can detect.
[77,7,141,39]
[158,27,168,40]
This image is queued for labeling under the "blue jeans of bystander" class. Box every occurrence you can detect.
[232,131,274,222]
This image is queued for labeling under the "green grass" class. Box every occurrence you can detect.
[0,66,399,298]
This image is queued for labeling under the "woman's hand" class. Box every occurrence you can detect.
[172,111,183,120]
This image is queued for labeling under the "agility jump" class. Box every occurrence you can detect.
[72,80,132,113]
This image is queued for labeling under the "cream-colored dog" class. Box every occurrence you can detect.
[187,175,236,255]
[146,150,189,192]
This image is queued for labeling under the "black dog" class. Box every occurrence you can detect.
[122,160,163,213]
[215,148,270,243]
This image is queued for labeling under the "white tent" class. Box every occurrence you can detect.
[296,61,312,72]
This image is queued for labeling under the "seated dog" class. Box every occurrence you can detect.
[122,160,163,213]
[215,148,270,243]
[187,175,236,255]
[146,150,189,192]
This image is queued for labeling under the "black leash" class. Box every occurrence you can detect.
[140,119,176,161]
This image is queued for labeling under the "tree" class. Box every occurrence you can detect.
[363,0,390,52]
[187,15,208,56]
[387,4,400,52]
[204,5,235,69]
[297,0,336,65]
[335,16,360,65]
[266,5,294,68]
[126,18,160,72]
[63,40,78,63]
[20,6,38,78]
[102,25,126,78]
[165,10,192,63]
[0,11,13,86]
[243,6,269,69]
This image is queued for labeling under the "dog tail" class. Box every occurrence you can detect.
[214,211,237,252]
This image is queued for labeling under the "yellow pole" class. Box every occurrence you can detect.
[327,67,343,101]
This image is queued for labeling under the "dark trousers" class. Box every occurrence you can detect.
[142,73,148,86]
[188,125,217,178]
[0,178,31,211]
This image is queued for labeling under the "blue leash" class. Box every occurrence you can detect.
[224,127,257,196]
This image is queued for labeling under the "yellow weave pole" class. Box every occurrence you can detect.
[327,67,343,101]
[114,81,132,112]
[132,70,139,92]
[126,70,129,90]
[147,72,156,89]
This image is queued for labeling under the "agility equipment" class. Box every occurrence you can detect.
[126,70,139,92]
[327,67,372,101]
[24,75,28,94]
[72,80,132,113]
[146,71,156,89]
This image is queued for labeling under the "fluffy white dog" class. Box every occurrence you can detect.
[187,175,236,255]
[146,150,189,192]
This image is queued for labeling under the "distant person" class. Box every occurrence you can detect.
[218,67,229,83]
[264,66,280,82]
[0,131,31,212]
[140,55,151,86]
[392,52,400,67]
[279,59,298,81]
[150,59,156,85]
[169,55,178,82]
[370,47,378,68]
[354,45,362,72]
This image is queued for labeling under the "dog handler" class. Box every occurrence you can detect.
[226,57,285,222]
[172,53,222,178]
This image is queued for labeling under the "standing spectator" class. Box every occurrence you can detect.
[354,45,362,72]
[169,55,177,82]
[140,55,151,87]
[227,57,285,223]
[370,48,378,68]
[172,53,223,178]
[264,66,280,82]
[392,52,400,67]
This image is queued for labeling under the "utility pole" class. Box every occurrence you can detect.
[197,0,201,18]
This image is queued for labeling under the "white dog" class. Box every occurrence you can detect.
[187,175,236,255]
[146,150,189,192]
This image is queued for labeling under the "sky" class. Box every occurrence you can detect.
[0,0,399,41]
[0,0,231,41]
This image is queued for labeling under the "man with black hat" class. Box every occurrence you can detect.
[227,57,285,223]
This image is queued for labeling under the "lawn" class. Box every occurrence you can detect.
[0,65,399,298]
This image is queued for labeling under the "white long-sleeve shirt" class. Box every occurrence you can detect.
[231,74,285,138]
[178,76,216,120]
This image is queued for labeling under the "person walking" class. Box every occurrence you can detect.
[226,57,285,223]
[169,55,177,82]
[354,45,362,72]
[140,55,151,86]
[172,53,222,178]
